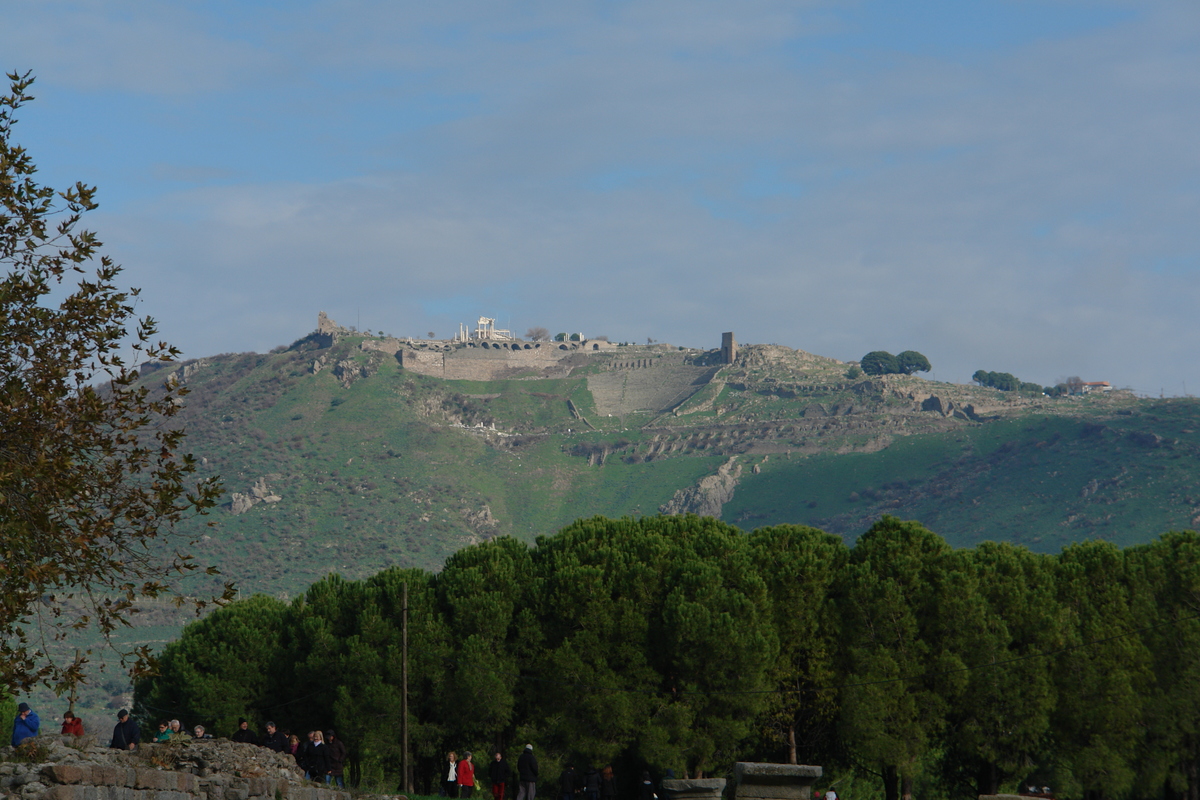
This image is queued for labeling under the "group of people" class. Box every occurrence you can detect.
[9,703,140,751]
[151,716,349,787]
[442,746,534,800]
[552,761,627,800]
[289,728,350,787]
[444,745,622,800]
[9,702,346,788]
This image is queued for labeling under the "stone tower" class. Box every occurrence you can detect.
[721,332,737,364]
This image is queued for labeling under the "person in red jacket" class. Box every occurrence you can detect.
[61,711,84,736]
[458,751,476,798]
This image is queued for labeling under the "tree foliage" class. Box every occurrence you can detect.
[896,350,932,375]
[861,350,931,376]
[525,327,550,342]
[0,72,229,694]
[861,351,900,376]
[135,514,1200,800]
[972,370,1042,393]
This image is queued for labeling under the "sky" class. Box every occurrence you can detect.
[4,0,1199,395]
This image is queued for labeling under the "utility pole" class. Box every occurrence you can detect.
[401,581,410,793]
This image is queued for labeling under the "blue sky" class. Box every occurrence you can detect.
[4,0,1199,394]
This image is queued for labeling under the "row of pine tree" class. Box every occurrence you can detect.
[135,515,1200,800]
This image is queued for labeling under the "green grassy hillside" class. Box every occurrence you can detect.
[163,340,726,596]
[151,329,1194,602]
[724,401,1200,550]
[23,327,1200,720]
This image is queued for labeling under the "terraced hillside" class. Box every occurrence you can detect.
[29,321,1200,718]
[137,320,1184,605]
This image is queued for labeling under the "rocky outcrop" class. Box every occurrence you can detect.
[177,360,209,384]
[463,504,499,537]
[921,395,984,421]
[331,353,382,388]
[660,457,742,517]
[0,735,347,800]
[229,477,282,515]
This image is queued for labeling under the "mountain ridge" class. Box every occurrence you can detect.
[133,314,1189,605]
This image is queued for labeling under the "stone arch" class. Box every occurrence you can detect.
[524,344,532,349]
[559,344,568,350]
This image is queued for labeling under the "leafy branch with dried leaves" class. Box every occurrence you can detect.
[0,71,233,695]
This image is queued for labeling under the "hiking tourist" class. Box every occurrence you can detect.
[110,709,139,751]
[11,703,38,747]
[517,744,538,800]
[490,751,513,800]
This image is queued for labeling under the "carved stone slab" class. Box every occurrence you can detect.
[662,778,728,800]
[733,763,823,800]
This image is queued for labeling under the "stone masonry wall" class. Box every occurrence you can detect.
[1,736,348,800]
[398,343,591,381]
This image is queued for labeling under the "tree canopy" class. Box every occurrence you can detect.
[861,350,931,376]
[136,517,1200,800]
[972,370,1043,393]
[861,351,900,376]
[0,72,229,694]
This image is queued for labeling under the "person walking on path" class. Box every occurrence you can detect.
[110,709,139,750]
[638,772,655,800]
[559,764,579,800]
[444,751,460,798]
[489,751,512,800]
[517,744,538,800]
[600,766,616,800]
[458,751,477,798]
[11,703,38,746]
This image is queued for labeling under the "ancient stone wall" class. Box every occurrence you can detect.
[398,343,595,382]
[1,736,347,800]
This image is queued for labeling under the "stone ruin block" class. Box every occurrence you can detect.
[662,778,727,800]
[733,763,823,800]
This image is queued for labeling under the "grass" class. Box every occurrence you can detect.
[24,338,1200,722]
[725,404,1200,550]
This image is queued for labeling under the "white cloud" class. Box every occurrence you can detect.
[6,0,1200,394]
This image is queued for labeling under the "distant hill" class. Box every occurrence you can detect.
[139,316,1195,601]
[33,317,1200,718]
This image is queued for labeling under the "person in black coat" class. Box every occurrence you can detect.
[489,751,513,800]
[600,766,616,800]
[517,744,538,800]
[307,731,331,783]
[639,772,656,800]
[559,765,579,800]
[260,721,286,752]
[326,730,349,788]
[110,710,139,751]
[296,731,314,778]
[584,767,601,800]
[231,718,258,745]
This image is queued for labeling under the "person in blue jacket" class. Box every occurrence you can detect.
[11,702,39,746]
